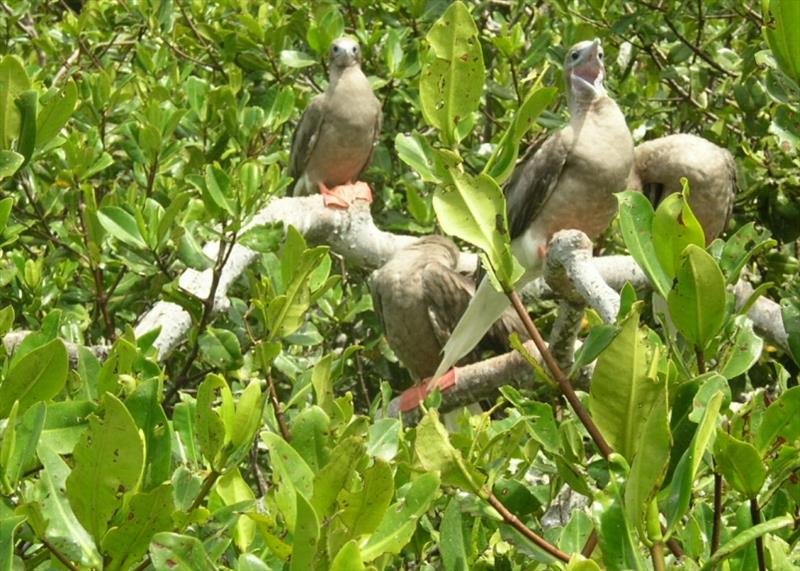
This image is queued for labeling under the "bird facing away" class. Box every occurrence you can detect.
[431,38,634,386]
[289,37,382,209]
[370,235,527,383]
[627,133,738,243]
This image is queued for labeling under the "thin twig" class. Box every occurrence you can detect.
[267,375,291,441]
[40,537,79,571]
[508,290,613,458]
[486,492,570,563]
[750,498,766,571]
[711,472,723,554]
[662,17,734,77]
[78,194,115,341]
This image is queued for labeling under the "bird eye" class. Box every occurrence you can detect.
[598,51,604,60]
[352,46,358,54]
[333,45,340,52]
[571,51,579,61]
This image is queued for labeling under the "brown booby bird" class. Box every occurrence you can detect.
[628,133,738,242]
[432,38,634,384]
[289,37,382,209]
[370,235,527,383]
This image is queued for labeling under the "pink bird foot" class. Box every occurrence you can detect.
[319,181,373,209]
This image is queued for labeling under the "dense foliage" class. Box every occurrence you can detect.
[0,0,798,570]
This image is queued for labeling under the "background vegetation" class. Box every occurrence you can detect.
[0,0,798,569]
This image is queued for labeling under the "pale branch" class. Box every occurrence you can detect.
[3,330,110,364]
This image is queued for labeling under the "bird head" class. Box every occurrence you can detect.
[564,38,606,102]
[329,37,362,69]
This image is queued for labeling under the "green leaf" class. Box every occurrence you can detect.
[103,483,175,570]
[756,385,800,453]
[395,132,442,183]
[279,50,317,69]
[229,381,263,453]
[415,410,484,492]
[311,437,365,518]
[366,417,401,461]
[652,190,705,277]
[14,90,36,164]
[330,540,365,571]
[589,304,662,461]
[558,510,593,555]
[194,374,233,469]
[441,497,468,571]
[781,297,800,365]
[0,515,25,571]
[594,463,646,571]
[0,150,22,181]
[0,337,68,418]
[290,406,330,473]
[570,324,621,376]
[37,80,78,148]
[616,191,672,298]
[290,493,320,571]
[667,244,727,350]
[714,431,765,498]
[720,222,776,284]
[699,515,793,571]
[203,164,235,215]
[483,86,558,184]
[262,431,314,532]
[624,390,670,534]
[36,444,101,567]
[97,206,148,249]
[215,468,256,551]
[664,391,723,531]
[419,1,485,144]
[125,378,172,489]
[763,0,800,83]
[361,472,440,561]
[433,169,522,288]
[718,316,764,379]
[150,532,215,571]
[65,393,145,542]
[0,401,45,489]
[0,55,31,149]
[198,327,243,369]
[335,459,394,540]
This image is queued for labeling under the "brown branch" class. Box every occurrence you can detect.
[663,17,734,77]
[268,375,291,441]
[751,498,766,571]
[508,290,613,458]
[486,492,570,563]
[711,472,723,554]
[40,537,79,571]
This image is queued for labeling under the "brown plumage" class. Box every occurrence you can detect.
[628,134,738,242]
[370,236,527,381]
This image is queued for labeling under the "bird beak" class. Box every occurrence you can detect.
[571,39,605,93]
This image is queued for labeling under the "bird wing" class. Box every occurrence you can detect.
[505,130,571,240]
[356,106,382,180]
[289,95,325,183]
[421,261,475,352]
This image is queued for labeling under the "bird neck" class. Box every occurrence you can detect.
[568,93,610,120]
[328,64,368,92]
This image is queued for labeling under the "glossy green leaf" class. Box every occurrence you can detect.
[395,132,443,183]
[361,472,440,561]
[311,437,365,517]
[667,244,727,349]
[15,90,37,164]
[433,169,522,288]
[419,1,484,144]
[415,409,484,492]
[66,393,145,542]
[125,378,172,489]
[215,468,256,551]
[594,464,646,571]
[97,206,148,249]
[0,55,31,149]
[290,493,320,571]
[37,80,78,147]
[441,497,468,571]
[699,515,793,571]
[720,222,776,284]
[366,417,401,461]
[664,391,723,531]
[652,190,705,276]
[0,150,22,181]
[0,515,25,571]
[763,0,800,83]
[624,390,670,534]
[1,401,45,489]
[195,374,230,468]
[590,304,663,461]
[330,540,365,571]
[150,532,216,571]
[335,459,394,541]
[0,337,68,418]
[103,483,175,570]
[714,431,765,498]
[558,510,593,555]
[616,190,672,298]
[199,327,243,369]
[262,431,314,532]
[756,385,800,453]
[718,316,764,379]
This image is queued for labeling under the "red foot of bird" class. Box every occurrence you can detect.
[319,181,373,209]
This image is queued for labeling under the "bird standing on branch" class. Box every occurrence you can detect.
[628,133,738,243]
[431,38,634,386]
[370,235,527,385]
[289,37,382,209]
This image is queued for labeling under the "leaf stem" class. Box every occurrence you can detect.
[711,471,723,554]
[508,290,613,458]
[486,492,570,563]
[648,500,667,571]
